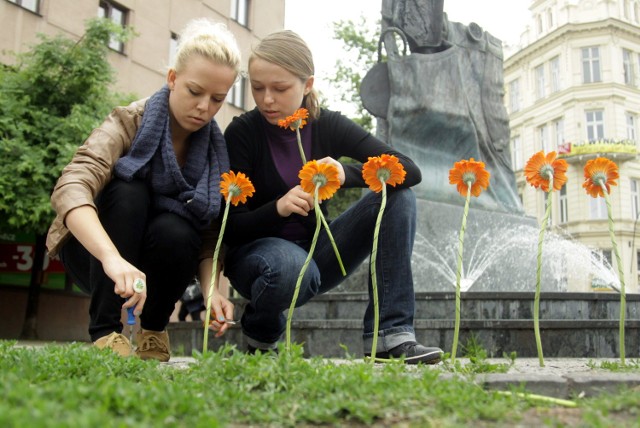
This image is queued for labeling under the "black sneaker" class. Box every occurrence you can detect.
[247,344,279,355]
[366,341,443,365]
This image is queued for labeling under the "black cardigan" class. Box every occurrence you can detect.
[222,107,422,246]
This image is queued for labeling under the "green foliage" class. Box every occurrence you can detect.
[0,341,538,427]
[441,334,517,374]
[4,341,640,426]
[329,16,380,132]
[0,18,136,235]
[587,358,640,371]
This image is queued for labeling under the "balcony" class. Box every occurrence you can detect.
[557,139,638,163]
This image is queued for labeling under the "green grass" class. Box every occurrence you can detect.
[1,340,639,427]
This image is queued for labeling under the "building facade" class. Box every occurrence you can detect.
[0,0,285,340]
[504,0,640,293]
[1,0,286,127]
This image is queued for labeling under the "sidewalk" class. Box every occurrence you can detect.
[14,341,640,399]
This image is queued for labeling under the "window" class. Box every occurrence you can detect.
[539,124,551,152]
[231,0,250,27]
[536,14,544,34]
[547,9,554,28]
[7,0,39,13]
[228,76,246,109]
[511,136,523,170]
[582,47,601,83]
[636,250,640,273]
[585,110,604,142]
[168,33,179,68]
[554,118,564,148]
[559,185,568,223]
[590,197,607,219]
[535,64,546,99]
[509,79,520,113]
[627,113,637,140]
[623,49,635,85]
[631,179,640,220]
[550,56,561,92]
[98,1,128,53]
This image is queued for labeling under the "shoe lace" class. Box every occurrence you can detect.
[104,333,128,348]
[138,334,168,353]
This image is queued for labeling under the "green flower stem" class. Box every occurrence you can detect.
[296,129,306,164]
[451,182,471,363]
[494,391,577,408]
[286,185,321,351]
[367,180,387,364]
[203,201,231,354]
[534,178,553,368]
[317,209,346,276]
[600,181,626,366]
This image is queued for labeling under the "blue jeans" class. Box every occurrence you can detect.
[224,188,418,352]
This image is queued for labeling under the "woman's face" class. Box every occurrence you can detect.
[167,55,236,137]
[249,57,313,125]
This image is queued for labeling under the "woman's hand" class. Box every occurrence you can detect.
[206,291,236,338]
[276,185,314,217]
[317,156,345,185]
[102,253,147,316]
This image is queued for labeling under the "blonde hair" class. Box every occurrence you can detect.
[250,30,320,119]
[172,18,241,77]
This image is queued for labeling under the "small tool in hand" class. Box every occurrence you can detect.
[126,306,135,354]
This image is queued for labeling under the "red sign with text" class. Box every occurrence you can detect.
[0,242,65,274]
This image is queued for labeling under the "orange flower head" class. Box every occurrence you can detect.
[583,157,619,198]
[524,151,568,192]
[220,171,255,206]
[299,160,341,201]
[278,108,309,131]
[362,154,406,193]
[448,158,490,197]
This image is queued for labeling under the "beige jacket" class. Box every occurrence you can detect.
[46,98,220,262]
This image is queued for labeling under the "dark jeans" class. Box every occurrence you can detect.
[59,178,202,341]
[224,188,417,352]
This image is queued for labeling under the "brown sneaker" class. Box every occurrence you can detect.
[93,332,133,357]
[135,329,171,362]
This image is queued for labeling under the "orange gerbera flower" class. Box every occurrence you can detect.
[362,154,406,193]
[448,158,490,197]
[220,171,255,206]
[299,160,340,201]
[583,157,619,198]
[278,108,309,131]
[524,151,568,192]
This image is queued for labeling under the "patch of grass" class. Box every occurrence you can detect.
[1,340,639,427]
[586,358,640,371]
[441,334,517,374]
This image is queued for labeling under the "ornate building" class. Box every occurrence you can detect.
[505,0,640,292]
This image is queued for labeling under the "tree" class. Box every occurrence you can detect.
[0,18,135,339]
[326,16,381,219]
[327,16,380,132]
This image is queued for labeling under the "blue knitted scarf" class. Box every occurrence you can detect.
[114,85,229,229]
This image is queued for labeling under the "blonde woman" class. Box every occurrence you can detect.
[46,18,240,361]
[222,30,443,364]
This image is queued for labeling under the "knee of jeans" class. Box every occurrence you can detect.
[387,188,416,214]
[259,252,321,302]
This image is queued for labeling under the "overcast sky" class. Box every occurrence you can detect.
[284,1,532,105]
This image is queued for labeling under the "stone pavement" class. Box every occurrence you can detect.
[13,341,640,400]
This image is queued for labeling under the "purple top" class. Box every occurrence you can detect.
[264,121,312,241]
